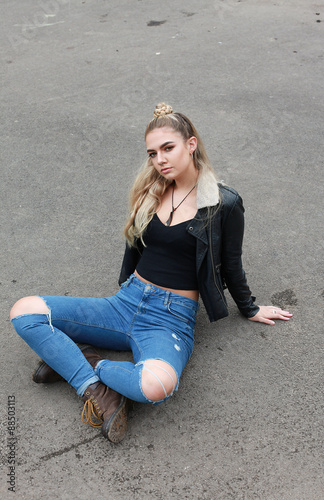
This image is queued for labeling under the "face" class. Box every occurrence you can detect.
[146,127,197,182]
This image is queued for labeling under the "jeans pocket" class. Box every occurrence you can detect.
[167,301,195,324]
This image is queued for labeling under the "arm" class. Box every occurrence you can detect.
[118,241,143,286]
[221,192,259,317]
[221,193,292,324]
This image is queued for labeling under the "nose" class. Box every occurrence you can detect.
[157,151,166,165]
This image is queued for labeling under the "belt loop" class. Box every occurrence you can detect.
[164,291,170,306]
[127,274,135,286]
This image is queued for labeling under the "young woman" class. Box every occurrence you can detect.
[10,103,292,443]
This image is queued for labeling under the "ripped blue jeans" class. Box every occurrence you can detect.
[11,274,199,404]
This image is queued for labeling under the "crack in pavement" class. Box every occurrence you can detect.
[23,434,102,471]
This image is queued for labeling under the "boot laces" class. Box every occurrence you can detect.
[81,397,104,429]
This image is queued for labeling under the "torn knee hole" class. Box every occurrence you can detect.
[10,296,50,320]
[141,361,177,401]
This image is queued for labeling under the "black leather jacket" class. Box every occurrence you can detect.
[119,184,259,323]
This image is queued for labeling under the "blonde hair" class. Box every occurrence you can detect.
[124,103,219,246]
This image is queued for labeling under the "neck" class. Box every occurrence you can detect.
[173,166,198,191]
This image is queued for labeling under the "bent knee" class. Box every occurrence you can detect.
[141,360,178,402]
[10,296,49,320]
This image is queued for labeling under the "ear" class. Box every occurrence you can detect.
[187,136,198,154]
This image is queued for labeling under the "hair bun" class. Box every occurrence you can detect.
[153,103,173,118]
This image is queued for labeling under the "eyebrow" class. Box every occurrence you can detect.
[147,141,175,153]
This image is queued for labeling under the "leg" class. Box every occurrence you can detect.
[94,357,178,403]
[10,294,132,395]
[10,296,49,317]
[10,296,100,395]
[92,280,198,404]
[141,359,177,401]
[10,294,132,442]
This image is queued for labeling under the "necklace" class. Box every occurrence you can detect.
[165,181,197,226]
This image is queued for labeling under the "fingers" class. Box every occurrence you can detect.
[277,314,291,321]
[271,310,293,321]
[260,318,276,326]
[266,306,293,318]
[248,305,293,325]
[272,308,293,318]
[249,315,275,325]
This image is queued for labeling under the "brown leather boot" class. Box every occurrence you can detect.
[32,345,102,384]
[81,382,128,443]
[80,346,104,370]
[32,361,64,383]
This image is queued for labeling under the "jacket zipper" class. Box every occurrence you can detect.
[209,216,228,309]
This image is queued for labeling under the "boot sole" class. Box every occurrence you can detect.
[101,397,128,443]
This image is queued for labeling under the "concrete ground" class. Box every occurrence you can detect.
[1,0,323,498]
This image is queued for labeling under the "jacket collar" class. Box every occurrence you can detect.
[196,170,220,209]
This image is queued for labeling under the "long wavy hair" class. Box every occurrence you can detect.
[124,103,219,246]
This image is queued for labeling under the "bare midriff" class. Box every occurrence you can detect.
[134,270,199,302]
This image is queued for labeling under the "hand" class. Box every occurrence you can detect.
[248,305,293,325]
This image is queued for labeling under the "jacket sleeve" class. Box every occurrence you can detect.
[118,241,143,286]
[221,193,260,318]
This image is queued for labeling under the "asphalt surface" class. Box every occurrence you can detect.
[1,1,323,499]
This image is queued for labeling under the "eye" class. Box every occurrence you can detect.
[148,152,157,158]
[165,146,174,152]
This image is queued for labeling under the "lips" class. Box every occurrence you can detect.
[161,167,172,174]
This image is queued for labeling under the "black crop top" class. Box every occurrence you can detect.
[136,214,198,290]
